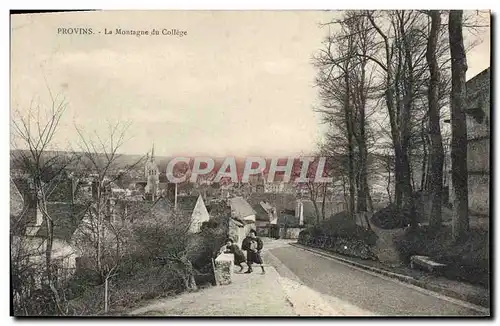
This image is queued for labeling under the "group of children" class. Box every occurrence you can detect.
[220,229,266,274]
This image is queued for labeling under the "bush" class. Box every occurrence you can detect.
[67,261,187,315]
[393,226,489,287]
[297,211,378,260]
[66,209,228,315]
[370,204,412,229]
[188,225,227,285]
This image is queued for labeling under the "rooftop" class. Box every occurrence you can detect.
[229,197,256,220]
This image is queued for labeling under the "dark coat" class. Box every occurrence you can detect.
[225,244,246,265]
[242,236,264,264]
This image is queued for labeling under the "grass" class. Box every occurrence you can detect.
[394,225,489,288]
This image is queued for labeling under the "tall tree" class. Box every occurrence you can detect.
[11,90,75,315]
[364,10,416,216]
[448,10,470,241]
[314,20,356,220]
[314,11,379,222]
[426,10,445,230]
[74,121,144,282]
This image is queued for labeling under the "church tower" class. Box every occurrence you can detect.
[144,144,160,201]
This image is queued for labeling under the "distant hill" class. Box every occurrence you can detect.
[10,149,148,171]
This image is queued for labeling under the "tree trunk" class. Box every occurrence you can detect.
[342,175,349,209]
[307,182,321,223]
[386,156,393,204]
[448,10,469,241]
[356,120,368,213]
[38,183,66,315]
[398,11,416,226]
[366,185,374,212]
[420,119,428,191]
[344,70,356,220]
[426,10,445,231]
[321,183,327,220]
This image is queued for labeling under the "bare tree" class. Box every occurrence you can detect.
[11,89,75,315]
[448,10,470,241]
[73,121,145,282]
[425,10,445,230]
[314,11,383,227]
[314,14,358,220]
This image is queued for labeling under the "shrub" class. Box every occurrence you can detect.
[370,203,412,229]
[393,225,489,287]
[66,209,229,315]
[67,261,187,315]
[320,211,378,245]
[298,211,378,260]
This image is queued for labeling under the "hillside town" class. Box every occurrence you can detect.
[10,9,490,317]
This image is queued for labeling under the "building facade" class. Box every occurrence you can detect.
[448,68,490,216]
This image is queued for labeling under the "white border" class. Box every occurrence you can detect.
[2,1,497,326]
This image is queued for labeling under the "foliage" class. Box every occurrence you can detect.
[393,225,489,287]
[65,208,228,315]
[298,211,378,260]
[370,203,413,229]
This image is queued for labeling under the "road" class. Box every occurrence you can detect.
[262,240,487,316]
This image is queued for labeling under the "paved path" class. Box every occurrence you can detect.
[128,266,295,316]
[127,238,488,317]
[266,244,488,316]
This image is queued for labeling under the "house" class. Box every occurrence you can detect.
[283,198,346,224]
[228,197,256,247]
[249,200,278,236]
[176,195,211,233]
[10,178,88,288]
[229,196,256,223]
[445,68,490,216]
[111,193,210,233]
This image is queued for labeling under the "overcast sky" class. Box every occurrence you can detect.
[10,10,490,157]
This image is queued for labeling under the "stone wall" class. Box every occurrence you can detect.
[466,68,490,140]
[279,227,306,239]
[468,174,490,216]
[467,138,490,173]
[214,253,234,285]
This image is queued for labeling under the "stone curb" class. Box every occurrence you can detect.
[290,243,490,310]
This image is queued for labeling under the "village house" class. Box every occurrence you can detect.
[110,193,210,233]
[124,144,211,231]
[10,177,89,290]
[250,200,278,236]
[283,198,346,224]
[176,195,211,233]
[228,197,256,247]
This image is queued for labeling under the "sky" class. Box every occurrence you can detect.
[10,10,490,157]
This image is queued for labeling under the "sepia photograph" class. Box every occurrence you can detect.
[9,8,491,317]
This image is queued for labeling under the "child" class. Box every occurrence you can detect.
[241,230,265,274]
[220,238,247,272]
